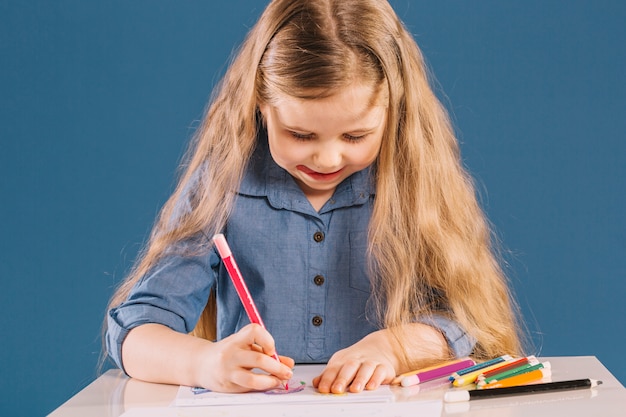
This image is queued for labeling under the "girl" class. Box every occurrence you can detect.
[106,0,523,395]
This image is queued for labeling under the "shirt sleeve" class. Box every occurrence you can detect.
[418,314,476,358]
[105,250,220,373]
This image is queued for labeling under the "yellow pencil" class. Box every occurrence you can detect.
[452,358,518,387]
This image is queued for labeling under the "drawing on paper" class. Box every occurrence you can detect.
[265,380,307,395]
[191,380,307,396]
[191,386,211,395]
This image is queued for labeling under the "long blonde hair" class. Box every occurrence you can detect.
[107,0,523,360]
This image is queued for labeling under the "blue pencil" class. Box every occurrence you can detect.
[449,355,512,381]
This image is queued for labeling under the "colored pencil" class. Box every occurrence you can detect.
[478,361,550,387]
[401,358,476,387]
[213,234,287,390]
[449,355,512,380]
[477,356,535,380]
[453,357,518,387]
[392,358,471,385]
[478,367,551,389]
[444,378,602,402]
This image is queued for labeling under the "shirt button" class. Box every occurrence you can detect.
[313,275,325,286]
[312,316,323,326]
[313,231,325,242]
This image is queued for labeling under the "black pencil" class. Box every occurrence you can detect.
[444,378,602,402]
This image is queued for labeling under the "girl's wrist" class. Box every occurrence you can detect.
[188,337,216,389]
[365,329,403,372]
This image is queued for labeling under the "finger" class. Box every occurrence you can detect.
[239,323,275,352]
[234,349,293,381]
[244,324,283,360]
[329,360,362,394]
[230,368,285,392]
[348,362,377,393]
[278,355,295,369]
[237,325,292,379]
[313,364,340,393]
[365,364,394,390]
[224,348,292,390]
[251,344,293,377]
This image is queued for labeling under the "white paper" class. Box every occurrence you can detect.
[174,364,393,406]
[120,400,443,417]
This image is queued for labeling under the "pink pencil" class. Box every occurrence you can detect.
[212,234,287,389]
[401,358,476,387]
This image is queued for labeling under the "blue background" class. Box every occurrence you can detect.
[1,1,624,415]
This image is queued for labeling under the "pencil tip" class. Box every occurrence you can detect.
[590,379,603,388]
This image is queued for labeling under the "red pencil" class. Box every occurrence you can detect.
[213,234,288,390]
[478,356,533,380]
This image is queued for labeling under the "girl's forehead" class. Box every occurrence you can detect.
[266,84,387,133]
[273,79,388,108]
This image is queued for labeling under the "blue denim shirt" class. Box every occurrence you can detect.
[106,133,475,371]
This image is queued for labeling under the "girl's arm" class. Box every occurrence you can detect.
[312,323,449,394]
[122,322,294,392]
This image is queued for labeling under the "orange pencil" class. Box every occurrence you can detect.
[479,367,551,389]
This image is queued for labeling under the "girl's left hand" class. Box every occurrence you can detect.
[312,330,398,394]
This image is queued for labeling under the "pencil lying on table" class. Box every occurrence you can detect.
[449,355,512,381]
[395,358,476,387]
[444,378,602,402]
[477,361,550,388]
[476,366,551,389]
[476,356,536,382]
[392,358,468,385]
[453,357,521,387]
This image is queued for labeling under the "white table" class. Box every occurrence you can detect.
[48,356,626,416]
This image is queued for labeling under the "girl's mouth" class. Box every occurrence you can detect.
[297,165,344,181]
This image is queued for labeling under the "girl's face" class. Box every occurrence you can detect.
[259,82,387,210]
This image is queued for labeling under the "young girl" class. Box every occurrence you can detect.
[106,0,523,395]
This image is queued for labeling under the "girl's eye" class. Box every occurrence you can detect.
[289,131,314,141]
[343,133,366,143]
[288,131,367,142]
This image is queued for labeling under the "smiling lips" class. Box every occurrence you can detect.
[296,165,344,181]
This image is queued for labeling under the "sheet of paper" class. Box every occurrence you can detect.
[120,400,443,417]
[174,364,393,406]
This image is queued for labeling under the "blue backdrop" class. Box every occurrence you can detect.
[1,1,624,415]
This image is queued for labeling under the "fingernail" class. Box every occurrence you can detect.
[333,383,344,393]
[352,382,362,392]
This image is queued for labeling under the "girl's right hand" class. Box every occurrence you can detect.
[196,323,294,392]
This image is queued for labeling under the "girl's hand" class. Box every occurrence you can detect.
[312,330,398,394]
[312,324,450,394]
[195,323,294,392]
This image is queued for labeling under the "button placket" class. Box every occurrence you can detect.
[307,220,328,359]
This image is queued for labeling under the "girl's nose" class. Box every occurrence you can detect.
[313,143,342,171]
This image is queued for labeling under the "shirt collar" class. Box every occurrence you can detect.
[238,130,376,214]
